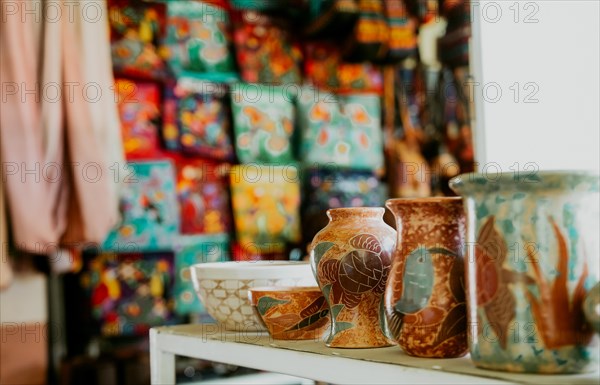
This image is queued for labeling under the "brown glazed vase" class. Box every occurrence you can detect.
[309,207,396,348]
[384,197,468,358]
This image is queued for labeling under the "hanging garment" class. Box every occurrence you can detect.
[1,178,13,290]
[0,0,123,254]
[383,64,431,198]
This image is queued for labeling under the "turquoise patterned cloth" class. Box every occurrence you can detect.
[103,161,179,252]
[164,1,237,78]
[298,87,384,172]
[231,83,296,164]
[173,234,230,316]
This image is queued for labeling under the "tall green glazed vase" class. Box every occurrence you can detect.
[450,171,599,373]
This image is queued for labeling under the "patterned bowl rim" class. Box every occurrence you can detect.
[190,261,314,280]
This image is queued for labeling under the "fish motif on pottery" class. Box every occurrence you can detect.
[385,198,469,358]
[309,208,396,348]
[393,247,434,315]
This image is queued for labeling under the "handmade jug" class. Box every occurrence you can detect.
[309,207,396,348]
[385,197,468,358]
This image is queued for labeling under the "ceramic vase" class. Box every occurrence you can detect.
[449,171,599,373]
[309,207,396,348]
[384,197,468,358]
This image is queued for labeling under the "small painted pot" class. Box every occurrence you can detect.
[248,287,330,340]
[450,171,599,373]
[583,282,600,335]
[309,207,396,348]
[384,197,468,358]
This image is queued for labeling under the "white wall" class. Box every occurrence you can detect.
[471,0,600,173]
[0,273,47,324]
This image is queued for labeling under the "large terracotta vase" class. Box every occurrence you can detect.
[449,171,599,373]
[309,207,396,348]
[384,197,468,358]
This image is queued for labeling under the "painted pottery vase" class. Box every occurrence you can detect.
[309,207,396,348]
[583,282,600,335]
[384,197,468,358]
[449,171,599,373]
[248,287,330,340]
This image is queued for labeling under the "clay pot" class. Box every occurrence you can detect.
[450,171,599,373]
[308,207,396,348]
[248,286,330,340]
[385,197,468,358]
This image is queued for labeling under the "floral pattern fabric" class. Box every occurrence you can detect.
[103,161,179,252]
[81,252,176,336]
[115,79,161,159]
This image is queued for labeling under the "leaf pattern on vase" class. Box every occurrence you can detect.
[524,216,592,349]
[257,296,290,315]
[283,296,330,332]
[285,309,330,332]
[386,262,405,340]
[269,313,301,327]
[476,216,516,350]
[484,285,515,350]
[312,242,335,277]
[403,306,446,326]
[300,296,327,318]
[449,254,466,304]
[333,321,354,336]
[474,216,503,306]
[434,303,467,346]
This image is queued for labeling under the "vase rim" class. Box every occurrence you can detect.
[248,286,322,293]
[326,207,385,220]
[449,170,600,194]
[386,197,462,207]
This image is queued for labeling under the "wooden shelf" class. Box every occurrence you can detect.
[150,324,600,385]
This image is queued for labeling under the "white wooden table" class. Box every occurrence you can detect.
[150,324,600,385]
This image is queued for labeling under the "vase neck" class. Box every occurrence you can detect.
[386,198,463,228]
[327,207,384,222]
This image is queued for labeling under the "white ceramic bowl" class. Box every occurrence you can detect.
[190,261,317,331]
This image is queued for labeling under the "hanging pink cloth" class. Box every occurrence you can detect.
[0,0,123,254]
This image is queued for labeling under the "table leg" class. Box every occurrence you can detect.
[150,329,176,385]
